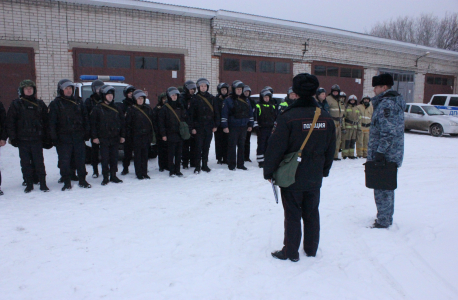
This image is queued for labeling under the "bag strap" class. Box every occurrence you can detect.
[101,103,120,114]
[20,97,39,107]
[298,108,321,158]
[197,94,214,112]
[133,105,153,128]
[164,103,181,122]
[237,97,249,106]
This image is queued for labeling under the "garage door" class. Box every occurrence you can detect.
[220,54,293,95]
[424,74,455,103]
[73,48,184,106]
[312,62,364,100]
[0,46,36,110]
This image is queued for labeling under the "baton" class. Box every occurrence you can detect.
[271,180,279,204]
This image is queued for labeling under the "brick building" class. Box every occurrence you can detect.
[1,0,457,108]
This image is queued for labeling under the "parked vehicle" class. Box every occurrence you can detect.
[428,94,458,117]
[250,93,287,106]
[404,103,458,137]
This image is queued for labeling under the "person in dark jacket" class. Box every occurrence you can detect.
[190,78,218,173]
[315,87,330,113]
[278,86,298,114]
[180,80,196,169]
[90,85,125,185]
[254,88,277,168]
[221,80,254,170]
[125,90,154,180]
[6,79,50,193]
[159,87,187,177]
[49,79,91,191]
[84,80,104,178]
[264,73,336,262]
[214,82,230,164]
[0,100,7,195]
[152,92,168,172]
[243,85,256,163]
[117,85,136,176]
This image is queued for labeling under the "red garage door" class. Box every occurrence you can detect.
[424,74,455,103]
[220,54,293,95]
[0,46,36,110]
[73,48,184,106]
[312,62,364,101]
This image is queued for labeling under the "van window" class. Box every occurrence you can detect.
[449,97,458,107]
[410,105,423,114]
[405,105,410,112]
[431,96,447,106]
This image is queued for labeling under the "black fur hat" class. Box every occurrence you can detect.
[292,73,319,97]
[372,74,394,87]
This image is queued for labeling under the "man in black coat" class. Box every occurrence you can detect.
[6,79,50,193]
[152,93,168,172]
[90,85,125,185]
[214,82,230,164]
[243,85,256,163]
[180,80,196,169]
[264,73,336,262]
[117,85,136,176]
[49,79,91,191]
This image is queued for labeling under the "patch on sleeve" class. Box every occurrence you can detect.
[383,108,390,118]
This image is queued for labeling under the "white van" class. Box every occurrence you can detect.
[428,94,458,117]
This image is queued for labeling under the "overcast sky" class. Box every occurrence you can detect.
[156,0,458,33]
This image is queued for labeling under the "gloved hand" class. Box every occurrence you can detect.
[374,152,386,166]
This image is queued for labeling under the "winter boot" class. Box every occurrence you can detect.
[0,189,3,196]
[371,221,389,229]
[58,177,64,183]
[24,177,34,193]
[194,166,201,174]
[271,250,299,262]
[62,178,72,191]
[33,174,40,185]
[92,165,99,178]
[78,177,91,189]
[169,171,176,177]
[201,161,211,173]
[121,167,129,175]
[39,175,50,192]
[110,175,123,183]
[143,174,151,179]
[237,166,248,170]
[101,176,109,186]
[70,172,79,181]
[176,171,184,177]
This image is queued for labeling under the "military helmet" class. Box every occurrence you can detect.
[331,84,341,92]
[260,88,272,98]
[99,85,115,100]
[57,79,74,96]
[157,92,167,104]
[315,87,326,98]
[18,79,37,96]
[232,80,244,91]
[196,78,210,92]
[123,85,136,97]
[217,82,229,95]
[263,86,274,94]
[91,80,105,94]
[133,89,147,102]
[166,86,180,99]
[183,80,197,95]
[243,85,252,96]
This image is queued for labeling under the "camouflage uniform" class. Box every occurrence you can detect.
[326,95,344,159]
[356,101,373,158]
[342,102,361,158]
[367,89,405,227]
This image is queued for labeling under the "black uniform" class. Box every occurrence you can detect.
[158,100,187,175]
[152,98,168,171]
[6,96,49,184]
[214,93,229,163]
[117,97,135,173]
[264,88,336,261]
[84,93,102,174]
[180,92,195,168]
[0,101,7,191]
[49,95,90,185]
[90,101,125,180]
[244,96,257,162]
[254,100,277,167]
[125,103,154,178]
[189,91,218,170]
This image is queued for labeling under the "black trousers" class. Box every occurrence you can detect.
[227,126,247,169]
[90,140,100,168]
[157,139,168,170]
[194,124,213,166]
[133,135,150,177]
[57,140,86,180]
[256,127,273,164]
[123,138,134,169]
[168,140,183,173]
[100,137,119,178]
[244,130,252,160]
[182,136,195,167]
[214,127,228,162]
[18,140,46,178]
[280,189,320,260]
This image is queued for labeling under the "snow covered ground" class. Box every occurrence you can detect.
[1,131,458,300]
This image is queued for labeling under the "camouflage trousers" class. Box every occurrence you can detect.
[356,129,370,158]
[374,189,395,227]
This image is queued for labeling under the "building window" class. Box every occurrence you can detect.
[260,61,275,73]
[275,62,290,74]
[0,52,29,64]
[135,56,158,70]
[340,68,351,78]
[241,60,256,72]
[78,53,103,68]
[434,77,443,85]
[159,58,180,70]
[327,66,338,77]
[107,55,130,69]
[352,69,362,79]
[426,76,434,84]
[447,78,453,86]
[223,58,240,71]
[314,65,326,76]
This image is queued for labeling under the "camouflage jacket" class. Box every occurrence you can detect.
[367,89,406,167]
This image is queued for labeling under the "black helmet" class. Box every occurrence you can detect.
[166,87,180,100]
[260,88,272,103]
[132,89,147,104]
[196,78,210,92]
[91,80,105,94]
[331,84,340,93]
[263,86,274,94]
[316,87,326,98]
[123,85,136,98]
[231,80,244,95]
[217,82,229,95]
[243,85,252,97]
[99,85,115,101]
[57,79,75,96]
[183,80,197,95]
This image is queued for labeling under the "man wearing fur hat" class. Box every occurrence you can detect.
[264,73,336,262]
[368,73,405,229]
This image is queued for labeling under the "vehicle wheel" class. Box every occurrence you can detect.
[430,124,443,137]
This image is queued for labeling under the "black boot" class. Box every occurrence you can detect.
[70,172,79,181]
[78,177,91,188]
[62,178,72,191]
[110,175,123,183]
[101,175,109,186]
[39,175,50,192]
[33,173,40,185]
[201,161,211,172]
[121,167,129,175]
[271,250,299,262]
[58,177,64,183]
[24,177,34,193]
[194,166,201,174]
[92,165,99,178]
[143,174,151,179]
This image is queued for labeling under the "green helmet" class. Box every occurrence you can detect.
[19,79,36,96]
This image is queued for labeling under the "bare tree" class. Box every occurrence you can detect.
[368,13,458,52]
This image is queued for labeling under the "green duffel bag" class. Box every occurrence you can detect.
[179,121,191,140]
[273,107,321,188]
